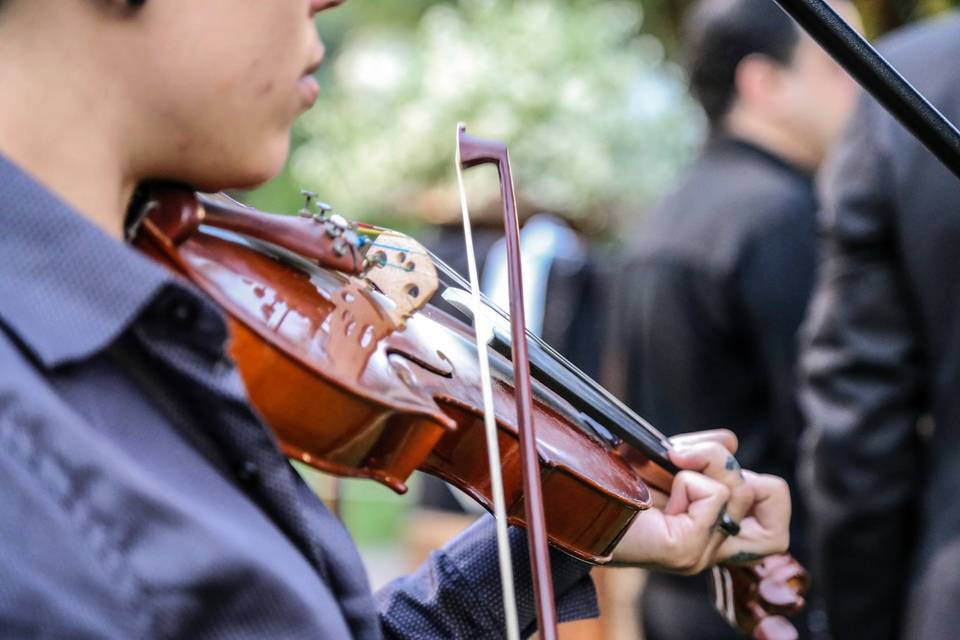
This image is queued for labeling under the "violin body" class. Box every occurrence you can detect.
[136,186,651,565]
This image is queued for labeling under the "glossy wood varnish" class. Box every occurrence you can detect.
[136,188,651,565]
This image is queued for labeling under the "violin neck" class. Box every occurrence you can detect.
[487,330,678,474]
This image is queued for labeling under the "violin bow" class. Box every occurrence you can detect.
[455,124,560,640]
[454,127,522,640]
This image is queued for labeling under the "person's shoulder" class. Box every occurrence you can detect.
[686,145,814,233]
[876,10,960,59]
[643,146,771,224]
[742,168,816,224]
[633,146,813,263]
[846,12,960,148]
[878,12,960,74]
[827,12,960,209]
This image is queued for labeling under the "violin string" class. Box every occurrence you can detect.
[366,240,432,257]
[358,213,671,446]
[455,125,521,640]
[427,245,672,446]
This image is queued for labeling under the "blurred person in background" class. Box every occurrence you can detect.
[615,0,860,638]
[799,11,960,640]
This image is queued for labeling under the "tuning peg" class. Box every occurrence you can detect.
[343,228,360,247]
[312,202,333,223]
[298,190,317,218]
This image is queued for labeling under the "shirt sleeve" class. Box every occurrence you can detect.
[798,93,924,640]
[375,515,597,639]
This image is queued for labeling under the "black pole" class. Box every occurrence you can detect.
[770,0,960,180]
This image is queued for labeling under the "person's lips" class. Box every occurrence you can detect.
[299,54,324,107]
[299,74,320,107]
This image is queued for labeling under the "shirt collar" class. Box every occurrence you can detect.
[0,154,177,368]
[707,132,815,183]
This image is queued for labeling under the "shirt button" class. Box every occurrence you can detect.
[236,460,260,485]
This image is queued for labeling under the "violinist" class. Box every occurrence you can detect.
[0,0,791,637]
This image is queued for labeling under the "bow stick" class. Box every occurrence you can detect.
[456,124,559,640]
[454,126,522,640]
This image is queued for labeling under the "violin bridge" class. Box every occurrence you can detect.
[361,231,438,328]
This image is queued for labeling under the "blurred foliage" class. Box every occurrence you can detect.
[242,0,703,235]
[241,0,960,232]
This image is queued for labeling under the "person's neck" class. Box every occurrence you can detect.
[721,110,821,173]
[0,25,136,240]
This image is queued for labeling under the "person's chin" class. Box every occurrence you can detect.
[187,163,286,195]
[223,140,291,191]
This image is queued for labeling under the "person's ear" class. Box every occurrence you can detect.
[733,53,785,115]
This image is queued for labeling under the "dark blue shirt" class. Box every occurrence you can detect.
[0,155,597,638]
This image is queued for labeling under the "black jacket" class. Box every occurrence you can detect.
[799,13,960,640]
[620,135,816,639]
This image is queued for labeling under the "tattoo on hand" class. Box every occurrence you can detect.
[725,455,744,479]
[726,551,764,565]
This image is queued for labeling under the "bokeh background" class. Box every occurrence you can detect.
[237,0,960,637]
[243,0,958,232]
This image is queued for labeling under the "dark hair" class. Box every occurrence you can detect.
[683,0,800,126]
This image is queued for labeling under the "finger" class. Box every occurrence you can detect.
[687,476,730,573]
[669,441,745,489]
[669,429,738,454]
[665,470,729,519]
[665,472,731,574]
[727,515,790,555]
[715,517,790,562]
[704,480,752,554]
[724,478,757,523]
[746,473,792,532]
[714,474,792,562]
[648,486,670,510]
[741,472,791,522]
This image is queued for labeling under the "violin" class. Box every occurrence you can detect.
[131,181,807,639]
[134,184,650,564]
